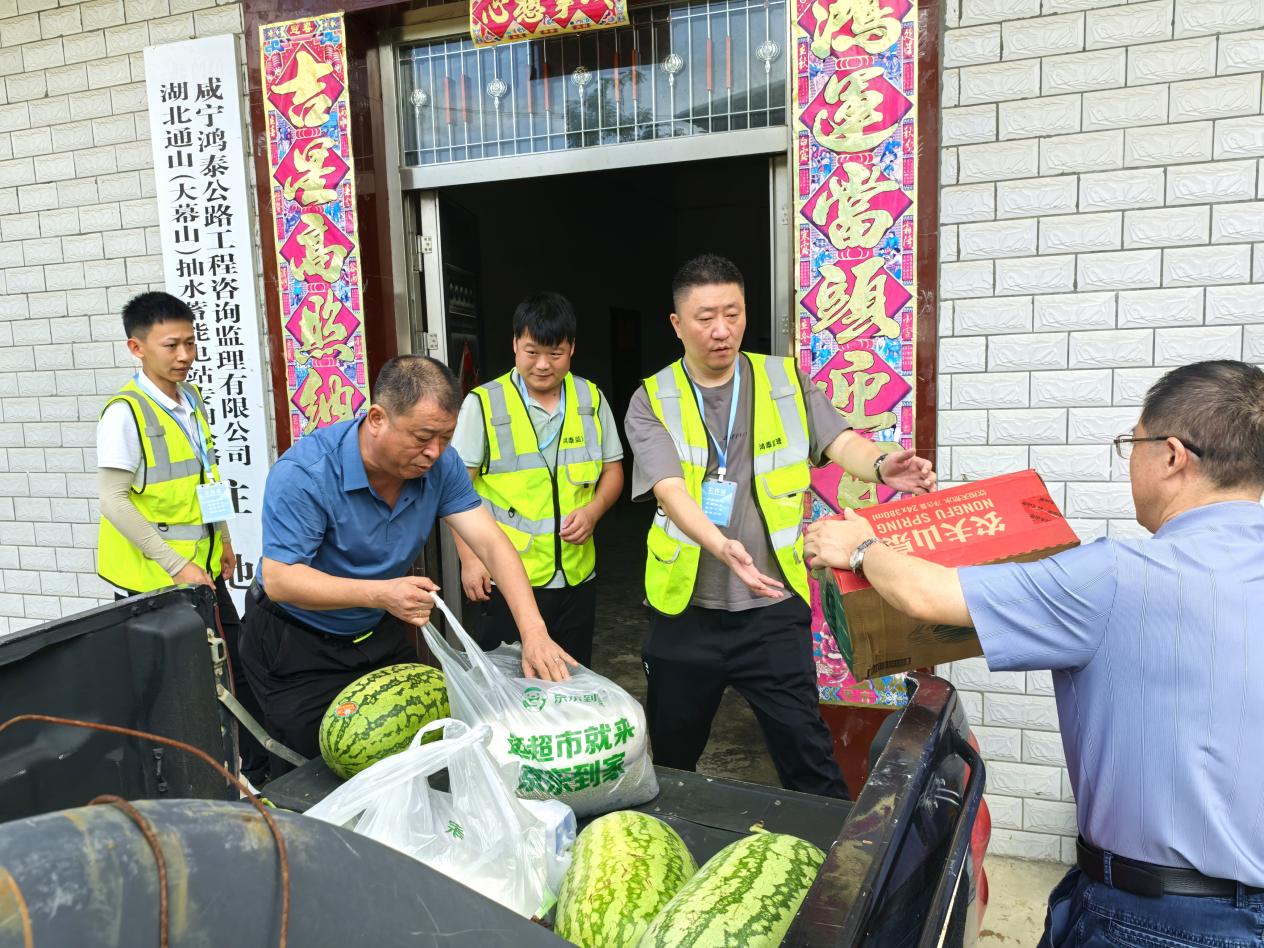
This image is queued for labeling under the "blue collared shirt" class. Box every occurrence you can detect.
[259,417,480,635]
[959,500,1264,886]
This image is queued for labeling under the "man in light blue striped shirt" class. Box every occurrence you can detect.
[804,360,1264,947]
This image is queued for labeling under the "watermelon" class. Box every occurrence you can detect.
[318,663,449,779]
[554,812,698,948]
[636,832,825,948]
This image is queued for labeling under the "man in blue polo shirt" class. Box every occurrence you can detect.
[803,360,1264,946]
[240,356,575,774]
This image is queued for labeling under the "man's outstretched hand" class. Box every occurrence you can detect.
[719,538,785,599]
[879,450,936,494]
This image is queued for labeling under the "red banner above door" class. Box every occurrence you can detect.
[471,0,630,47]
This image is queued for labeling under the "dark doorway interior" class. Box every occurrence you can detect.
[433,152,781,787]
[442,152,773,449]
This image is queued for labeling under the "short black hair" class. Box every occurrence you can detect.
[1140,360,1264,491]
[671,254,745,311]
[374,355,461,417]
[512,291,576,348]
[122,291,194,339]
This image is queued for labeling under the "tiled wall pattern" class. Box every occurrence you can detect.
[0,0,246,630]
[1,0,1262,861]
[938,0,1264,860]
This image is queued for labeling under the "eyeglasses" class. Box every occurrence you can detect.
[1112,434,1203,461]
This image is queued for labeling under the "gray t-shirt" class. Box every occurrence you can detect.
[625,357,849,612]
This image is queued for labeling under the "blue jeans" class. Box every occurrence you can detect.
[1040,867,1264,947]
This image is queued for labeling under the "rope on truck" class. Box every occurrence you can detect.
[0,714,292,948]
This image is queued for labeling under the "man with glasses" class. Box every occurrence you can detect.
[240,356,573,777]
[803,360,1264,947]
[1113,432,1206,460]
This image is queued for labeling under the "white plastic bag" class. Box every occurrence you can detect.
[520,797,577,895]
[422,596,659,818]
[303,717,566,919]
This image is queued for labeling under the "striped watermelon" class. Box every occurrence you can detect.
[636,832,825,948]
[554,812,698,948]
[318,664,449,779]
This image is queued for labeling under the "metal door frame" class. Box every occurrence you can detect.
[409,190,466,602]
[769,150,793,356]
[411,194,449,363]
[404,155,792,369]
[399,127,788,189]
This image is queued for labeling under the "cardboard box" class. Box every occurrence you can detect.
[817,470,1080,681]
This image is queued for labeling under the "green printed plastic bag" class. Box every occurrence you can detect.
[423,596,659,818]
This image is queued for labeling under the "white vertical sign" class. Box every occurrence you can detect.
[145,35,269,614]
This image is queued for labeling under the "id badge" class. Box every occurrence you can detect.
[700,478,737,528]
[196,481,236,523]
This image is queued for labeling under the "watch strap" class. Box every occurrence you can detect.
[850,536,884,576]
[873,453,890,486]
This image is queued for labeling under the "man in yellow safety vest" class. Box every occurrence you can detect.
[624,254,936,798]
[452,292,625,667]
[96,291,267,785]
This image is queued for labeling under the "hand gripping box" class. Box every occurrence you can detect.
[817,470,1080,681]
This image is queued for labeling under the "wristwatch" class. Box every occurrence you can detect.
[873,453,890,486]
[849,537,886,577]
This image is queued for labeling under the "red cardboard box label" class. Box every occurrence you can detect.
[819,470,1079,680]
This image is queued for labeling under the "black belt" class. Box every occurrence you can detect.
[1077,837,1262,899]
[247,583,371,644]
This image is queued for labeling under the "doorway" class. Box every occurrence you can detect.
[426,153,774,405]
[411,152,784,787]
[414,152,777,599]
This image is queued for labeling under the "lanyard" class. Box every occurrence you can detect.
[686,361,741,479]
[138,374,213,473]
[516,373,565,452]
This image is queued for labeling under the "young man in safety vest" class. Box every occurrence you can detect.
[96,291,267,785]
[452,292,625,668]
[624,254,936,799]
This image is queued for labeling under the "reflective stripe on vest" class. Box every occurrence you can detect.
[473,372,604,586]
[110,390,204,486]
[643,353,812,615]
[97,379,224,593]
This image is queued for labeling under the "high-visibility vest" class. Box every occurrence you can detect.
[97,379,225,592]
[472,371,605,586]
[642,352,812,615]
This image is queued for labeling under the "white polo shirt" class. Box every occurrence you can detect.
[97,372,200,476]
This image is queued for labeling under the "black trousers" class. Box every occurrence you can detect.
[477,581,598,668]
[642,596,849,800]
[238,590,416,777]
[115,579,269,783]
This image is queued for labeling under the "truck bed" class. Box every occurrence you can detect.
[0,587,984,948]
[265,757,854,864]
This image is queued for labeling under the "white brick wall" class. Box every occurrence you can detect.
[940,0,1264,861]
[0,0,247,636]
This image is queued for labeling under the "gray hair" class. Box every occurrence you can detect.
[373,355,461,417]
[1140,360,1264,491]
